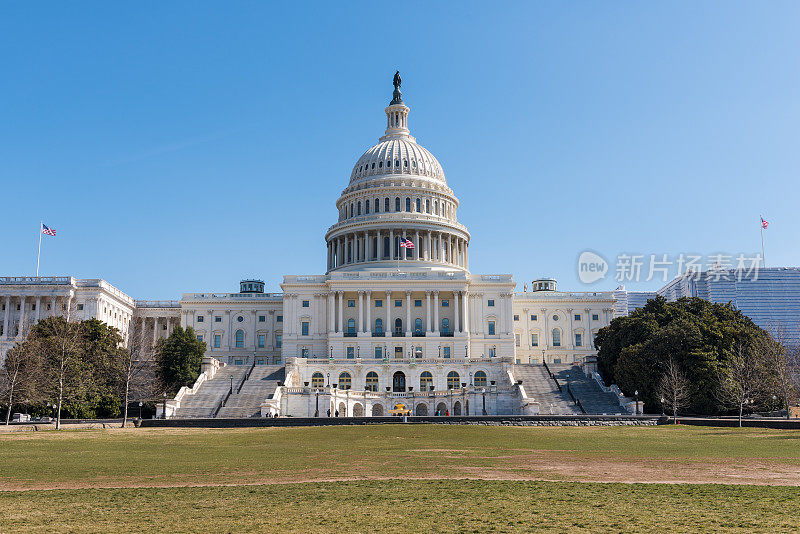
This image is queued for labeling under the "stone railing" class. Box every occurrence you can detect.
[0,276,74,285]
[182,292,283,300]
[591,371,635,414]
[165,357,224,417]
[135,300,181,308]
[293,356,514,365]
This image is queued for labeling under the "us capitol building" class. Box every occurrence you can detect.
[0,75,632,418]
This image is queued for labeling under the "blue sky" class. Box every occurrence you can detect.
[2,2,798,299]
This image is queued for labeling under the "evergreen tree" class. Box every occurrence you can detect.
[155,326,205,395]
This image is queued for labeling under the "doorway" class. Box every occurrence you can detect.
[392,371,406,392]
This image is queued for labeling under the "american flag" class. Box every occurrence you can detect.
[400,237,414,249]
[761,217,769,229]
[41,223,56,237]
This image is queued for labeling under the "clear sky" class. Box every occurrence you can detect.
[2,2,798,299]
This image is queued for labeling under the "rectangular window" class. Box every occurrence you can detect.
[277,315,283,323]
[442,300,449,307]
[301,348,309,358]
[234,359,243,366]
[77,304,84,311]
[215,316,222,323]
[515,334,520,347]
[592,314,599,321]
[32,304,36,311]
[530,314,537,321]
[258,334,265,348]
[395,300,402,307]
[531,333,539,346]
[375,346,382,359]
[258,315,265,322]
[301,322,309,336]
[513,314,519,321]
[197,316,204,322]
[214,335,221,348]
[489,347,496,358]
[347,346,355,359]
[575,333,582,347]
[196,335,203,342]
[302,300,309,308]
[574,314,581,321]
[375,300,383,307]
[348,300,355,307]
[488,321,496,336]
[487,299,495,307]
[443,346,451,358]
[276,334,282,348]
[414,300,422,307]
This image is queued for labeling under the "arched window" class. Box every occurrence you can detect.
[447,371,460,390]
[365,200,370,214]
[383,236,390,258]
[415,198,421,212]
[474,370,487,387]
[357,201,361,216]
[385,198,390,212]
[349,203,353,218]
[405,197,411,211]
[420,371,433,391]
[395,197,401,212]
[375,318,383,335]
[235,329,244,348]
[394,318,403,336]
[442,318,450,335]
[414,318,423,334]
[338,372,351,390]
[552,328,561,347]
[426,199,430,213]
[434,200,439,215]
[375,198,380,213]
[347,318,355,335]
[311,372,324,388]
[366,371,379,392]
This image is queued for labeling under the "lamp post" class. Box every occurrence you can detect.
[138,401,143,420]
[330,346,333,359]
[660,397,665,417]
[481,388,487,416]
[541,349,545,364]
[314,389,320,418]
[230,375,234,395]
[52,403,57,420]
[634,390,639,415]
[162,392,167,420]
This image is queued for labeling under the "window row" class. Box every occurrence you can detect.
[310,370,487,391]
[340,195,455,220]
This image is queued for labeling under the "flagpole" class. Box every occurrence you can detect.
[760,214,766,268]
[36,221,42,276]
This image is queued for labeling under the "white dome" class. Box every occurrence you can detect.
[349,137,446,186]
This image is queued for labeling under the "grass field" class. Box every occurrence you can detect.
[1,425,800,532]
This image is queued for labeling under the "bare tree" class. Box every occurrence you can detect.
[38,305,84,430]
[119,318,158,427]
[658,358,690,423]
[2,314,40,425]
[763,324,798,419]
[720,341,770,427]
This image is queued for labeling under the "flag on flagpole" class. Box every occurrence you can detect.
[400,237,414,249]
[41,223,57,236]
[761,217,769,229]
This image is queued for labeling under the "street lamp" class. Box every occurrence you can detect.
[660,397,665,417]
[52,403,57,420]
[162,391,167,420]
[634,390,639,415]
[230,375,234,395]
[481,388,487,416]
[138,401,144,420]
[314,389,320,418]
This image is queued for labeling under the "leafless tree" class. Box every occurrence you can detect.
[658,358,690,423]
[720,340,770,427]
[38,304,84,430]
[1,314,39,425]
[119,318,158,427]
[763,324,799,419]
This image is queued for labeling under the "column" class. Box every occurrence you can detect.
[405,291,411,335]
[447,235,452,264]
[328,293,335,334]
[585,308,591,348]
[337,291,343,334]
[389,230,395,260]
[462,291,470,335]
[50,296,56,319]
[358,291,364,334]
[252,310,258,350]
[427,232,433,261]
[465,242,469,269]
[153,317,159,346]
[365,232,371,262]
[426,291,431,333]
[3,296,10,339]
[453,291,460,333]
[35,297,41,322]
[433,291,440,335]
[402,230,407,260]
[415,230,420,260]
[385,290,391,335]
[17,297,26,336]
[542,308,549,351]
[440,233,445,263]
[567,309,574,349]
[366,290,372,335]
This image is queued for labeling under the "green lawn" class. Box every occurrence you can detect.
[1,425,799,532]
